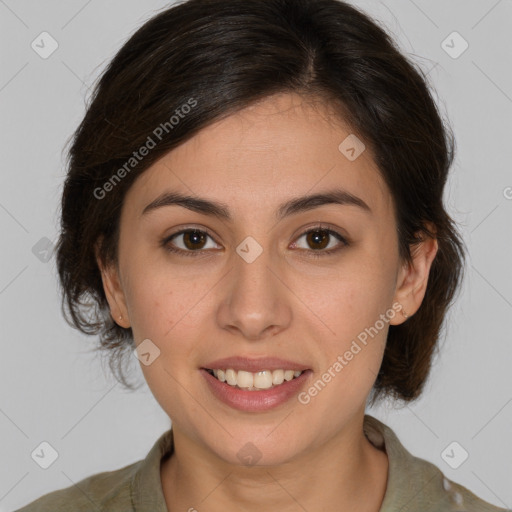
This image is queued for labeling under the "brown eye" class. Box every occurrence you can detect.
[181,230,208,250]
[305,229,330,250]
[292,226,349,259]
[162,228,220,256]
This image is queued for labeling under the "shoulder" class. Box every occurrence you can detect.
[413,456,509,512]
[363,414,510,512]
[13,459,141,512]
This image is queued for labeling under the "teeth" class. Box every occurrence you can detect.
[226,369,238,386]
[238,370,257,388]
[209,368,304,390]
[272,369,284,385]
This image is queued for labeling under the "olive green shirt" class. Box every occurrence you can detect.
[15,414,509,511]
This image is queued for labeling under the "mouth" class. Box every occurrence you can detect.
[200,366,313,412]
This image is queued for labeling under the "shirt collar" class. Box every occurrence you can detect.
[363,414,449,511]
[130,427,174,511]
[129,414,446,512]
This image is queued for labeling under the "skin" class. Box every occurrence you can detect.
[98,92,438,511]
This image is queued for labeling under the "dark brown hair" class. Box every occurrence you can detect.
[56,0,466,405]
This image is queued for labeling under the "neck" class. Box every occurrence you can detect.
[160,414,389,512]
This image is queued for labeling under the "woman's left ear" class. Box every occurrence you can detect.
[94,238,130,328]
[390,223,438,325]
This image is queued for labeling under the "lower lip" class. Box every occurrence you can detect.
[201,369,312,412]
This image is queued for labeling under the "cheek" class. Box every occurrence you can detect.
[300,286,389,417]
[302,256,392,337]
[124,267,204,412]
[124,261,211,351]
[303,256,392,377]
[125,282,172,342]
[121,256,177,340]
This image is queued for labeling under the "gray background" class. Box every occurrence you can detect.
[1,1,511,510]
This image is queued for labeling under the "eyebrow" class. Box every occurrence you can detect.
[141,188,372,221]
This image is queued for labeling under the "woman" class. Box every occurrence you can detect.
[16,0,508,510]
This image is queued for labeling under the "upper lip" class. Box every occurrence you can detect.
[202,356,310,373]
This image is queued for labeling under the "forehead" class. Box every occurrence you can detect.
[124,92,392,222]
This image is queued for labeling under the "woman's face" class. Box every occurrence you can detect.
[101,92,429,465]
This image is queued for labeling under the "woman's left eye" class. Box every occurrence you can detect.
[161,225,349,258]
[291,227,349,258]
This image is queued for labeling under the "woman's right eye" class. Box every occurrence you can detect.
[161,229,220,257]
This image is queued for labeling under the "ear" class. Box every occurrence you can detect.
[389,222,438,325]
[94,237,130,328]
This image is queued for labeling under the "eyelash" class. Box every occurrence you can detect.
[160,224,349,259]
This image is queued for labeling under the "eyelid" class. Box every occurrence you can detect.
[162,224,219,240]
[292,222,348,242]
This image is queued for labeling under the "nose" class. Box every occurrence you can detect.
[216,244,292,341]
